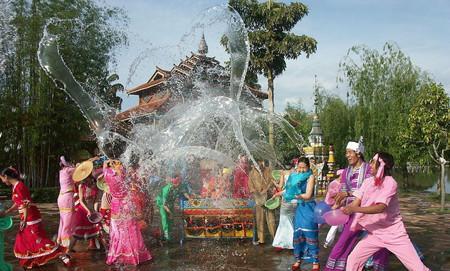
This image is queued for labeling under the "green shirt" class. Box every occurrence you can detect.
[156,183,180,208]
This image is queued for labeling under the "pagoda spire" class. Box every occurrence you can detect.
[198,33,208,55]
[314,75,319,115]
[303,76,327,164]
[309,76,323,145]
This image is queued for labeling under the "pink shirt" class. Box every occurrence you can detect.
[352,176,403,234]
[104,167,127,199]
[59,167,75,192]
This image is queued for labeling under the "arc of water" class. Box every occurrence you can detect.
[226,6,250,102]
[37,21,113,136]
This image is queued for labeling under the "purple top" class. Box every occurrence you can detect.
[340,162,371,204]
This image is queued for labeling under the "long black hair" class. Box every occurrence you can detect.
[1,167,22,180]
[298,157,310,168]
[375,152,394,176]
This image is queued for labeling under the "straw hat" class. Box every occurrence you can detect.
[222,167,232,175]
[271,170,281,180]
[73,160,94,182]
[264,197,281,210]
[96,174,110,193]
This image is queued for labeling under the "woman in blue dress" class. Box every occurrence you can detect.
[291,157,319,271]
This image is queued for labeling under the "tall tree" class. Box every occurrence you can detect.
[229,0,317,146]
[402,83,450,210]
[0,0,127,187]
[339,42,426,176]
[317,94,354,167]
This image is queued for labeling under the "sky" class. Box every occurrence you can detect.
[104,0,450,113]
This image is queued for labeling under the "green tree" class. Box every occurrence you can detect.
[0,0,127,187]
[274,101,312,165]
[229,0,317,146]
[402,83,450,210]
[339,42,426,177]
[317,94,354,167]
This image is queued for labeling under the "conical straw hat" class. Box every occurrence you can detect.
[96,174,110,193]
[73,160,94,182]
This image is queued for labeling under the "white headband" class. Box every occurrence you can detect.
[346,140,364,154]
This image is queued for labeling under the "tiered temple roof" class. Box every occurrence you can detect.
[115,36,268,122]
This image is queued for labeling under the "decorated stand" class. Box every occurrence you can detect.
[181,198,255,242]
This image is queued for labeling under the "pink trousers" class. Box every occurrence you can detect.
[346,229,430,271]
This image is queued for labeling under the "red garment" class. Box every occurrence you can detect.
[12,182,66,269]
[100,207,111,232]
[233,163,250,198]
[73,181,100,240]
[131,190,145,216]
[200,176,216,198]
[129,168,146,217]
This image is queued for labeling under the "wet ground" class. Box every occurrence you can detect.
[3,192,450,271]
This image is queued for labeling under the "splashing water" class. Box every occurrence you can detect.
[37,5,305,211]
[0,0,16,75]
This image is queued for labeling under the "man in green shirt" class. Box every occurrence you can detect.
[156,175,182,241]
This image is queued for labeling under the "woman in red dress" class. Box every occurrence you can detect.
[72,176,101,249]
[0,167,71,269]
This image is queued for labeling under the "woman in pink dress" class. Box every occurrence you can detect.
[0,167,71,269]
[103,160,152,266]
[57,156,75,249]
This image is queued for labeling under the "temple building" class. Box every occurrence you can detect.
[303,79,328,163]
[116,34,268,123]
[302,78,334,196]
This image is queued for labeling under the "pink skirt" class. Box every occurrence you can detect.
[106,198,152,266]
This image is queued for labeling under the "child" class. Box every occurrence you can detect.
[343,152,430,271]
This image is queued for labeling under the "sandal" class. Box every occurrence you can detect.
[291,261,302,271]
[59,254,72,267]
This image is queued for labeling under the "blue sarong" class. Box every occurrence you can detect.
[293,170,319,263]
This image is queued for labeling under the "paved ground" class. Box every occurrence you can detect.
[3,192,450,271]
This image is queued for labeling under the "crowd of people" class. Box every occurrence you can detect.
[0,138,431,271]
[0,155,153,269]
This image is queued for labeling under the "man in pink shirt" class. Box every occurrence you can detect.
[343,152,430,271]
